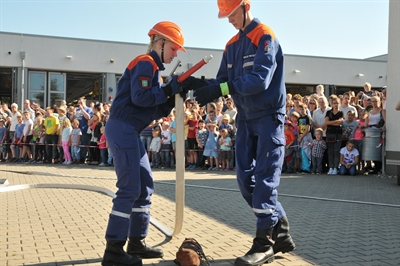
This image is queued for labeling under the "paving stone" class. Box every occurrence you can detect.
[1,163,400,265]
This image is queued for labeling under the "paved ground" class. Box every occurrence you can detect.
[1,163,399,266]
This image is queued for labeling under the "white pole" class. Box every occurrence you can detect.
[172,94,185,236]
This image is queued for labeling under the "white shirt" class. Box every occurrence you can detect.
[339,105,358,120]
[161,130,171,145]
[368,111,381,127]
[62,127,72,142]
[23,119,33,136]
[340,147,359,164]
[312,107,331,136]
[10,111,21,131]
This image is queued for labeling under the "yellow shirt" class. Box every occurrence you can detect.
[44,116,60,135]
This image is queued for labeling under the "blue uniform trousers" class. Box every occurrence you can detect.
[105,119,154,241]
[235,114,286,229]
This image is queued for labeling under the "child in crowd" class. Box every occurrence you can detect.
[205,110,218,125]
[283,121,295,173]
[57,107,68,163]
[19,111,34,163]
[104,117,113,166]
[61,118,72,165]
[196,120,208,169]
[69,119,82,164]
[149,129,161,168]
[36,124,46,163]
[341,110,359,146]
[168,111,176,167]
[219,114,234,138]
[297,103,312,173]
[218,128,232,171]
[354,109,367,172]
[183,112,190,167]
[310,128,327,174]
[186,110,199,169]
[203,122,219,171]
[290,111,300,172]
[160,121,172,169]
[31,114,43,163]
[97,126,108,166]
[0,119,6,161]
[339,140,359,176]
[10,115,24,162]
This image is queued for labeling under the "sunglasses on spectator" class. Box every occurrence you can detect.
[309,102,316,105]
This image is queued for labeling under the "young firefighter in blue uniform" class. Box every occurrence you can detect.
[102,21,189,266]
[191,1,296,265]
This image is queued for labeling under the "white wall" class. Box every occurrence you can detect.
[386,0,400,153]
[284,55,387,87]
[0,32,387,88]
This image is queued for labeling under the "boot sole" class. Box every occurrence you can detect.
[234,256,274,266]
[127,252,163,259]
[273,244,296,254]
[102,261,142,266]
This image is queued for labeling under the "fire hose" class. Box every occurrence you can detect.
[154,55,213,237]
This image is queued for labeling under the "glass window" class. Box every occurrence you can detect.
[49,93,64,107]
[29,72,45,91]
[30,92,45,108]
[50,73,64,92]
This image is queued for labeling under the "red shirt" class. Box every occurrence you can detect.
[284,130,295,145]
[187,119,198,139]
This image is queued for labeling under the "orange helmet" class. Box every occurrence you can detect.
[148,21,186,52]
[218,0,250,18]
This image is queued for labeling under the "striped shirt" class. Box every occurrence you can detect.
[311,139,327,157]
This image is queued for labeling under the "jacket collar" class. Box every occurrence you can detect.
[149,50,165,71]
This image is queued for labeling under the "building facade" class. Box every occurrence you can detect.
[0,32,388,108]
[0,0,398,175]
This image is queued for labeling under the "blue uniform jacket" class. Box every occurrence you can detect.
[209,18,286,120]
[109,50,174,133]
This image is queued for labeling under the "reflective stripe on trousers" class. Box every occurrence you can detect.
[105,119,154,241]
[235,114,287,229]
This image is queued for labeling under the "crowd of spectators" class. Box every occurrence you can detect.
[0,97,112,166]
[0,82,389,175]
[283,82,386,175]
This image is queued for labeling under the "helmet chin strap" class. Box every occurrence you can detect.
[161,39,166,63]
[242,4,246,28]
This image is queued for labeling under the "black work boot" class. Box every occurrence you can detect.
[102,241,142,266]
[127,237,163,259]
[234,228,275,266]
[272,216,296,254]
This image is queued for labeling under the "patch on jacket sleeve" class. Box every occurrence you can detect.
[139,76,151,89]
[264,40,271,53]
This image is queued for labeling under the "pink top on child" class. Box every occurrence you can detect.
[354,120,364,141]
[99,134,107,149]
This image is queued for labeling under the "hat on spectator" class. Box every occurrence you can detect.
[58,107,66,113]
[284,120,294,129]
[223,114,230,121]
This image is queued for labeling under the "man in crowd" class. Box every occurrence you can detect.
[69,97,93,164]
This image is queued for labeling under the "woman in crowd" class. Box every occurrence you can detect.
[364,95,385,174]
[325,96,343,175]
[308,98,318,117]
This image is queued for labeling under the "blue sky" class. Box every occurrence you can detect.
[0,0,390,59]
